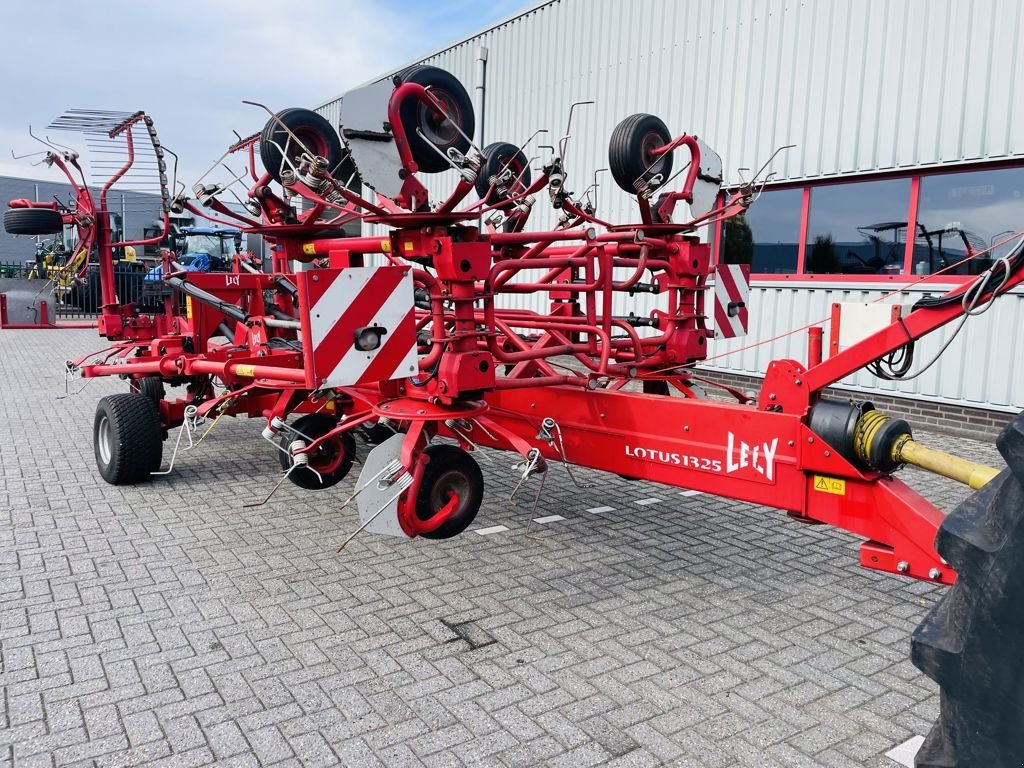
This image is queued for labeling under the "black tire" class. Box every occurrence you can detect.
[475,142,532,209]
[260,108,349,184]
[608,113,674,193]
[416,444,484,540]
[360,420,399,445]
[396,65,474,173]
[94,394,163,485]
[130,377,165,403]
[911,413,1024,767]
[3,208,63,235]
[642,380,671,396]
[278,413,356,490]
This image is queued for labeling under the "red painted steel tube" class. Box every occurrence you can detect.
[188,359,308,383]
[490,229,595,246]
[807,327,824,367]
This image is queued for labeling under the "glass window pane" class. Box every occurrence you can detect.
[912,167,1024,275]
[722,188,801,274]
[806,178,911,275]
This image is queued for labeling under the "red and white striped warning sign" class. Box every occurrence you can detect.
[298,267,418,389]
[713,264,750,338]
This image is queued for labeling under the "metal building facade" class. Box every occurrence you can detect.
[316,0,1024,412]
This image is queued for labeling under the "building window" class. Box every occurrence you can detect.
[721,188,801,274]
[805,178,911,275]
[912,167,1024,275]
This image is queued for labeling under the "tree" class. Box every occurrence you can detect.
[723,214,754,265]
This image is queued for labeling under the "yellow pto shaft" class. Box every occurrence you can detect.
[891,436,1000,490]
[852,408,1000,490]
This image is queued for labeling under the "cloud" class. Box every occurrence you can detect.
[0,0,527,188]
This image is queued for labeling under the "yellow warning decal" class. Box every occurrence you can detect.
[185,296,193,319]
[813,475,846,495]
[380,239,391,253]
[302,243,316,255]
[403,241,414,252]
[234,364,256,378]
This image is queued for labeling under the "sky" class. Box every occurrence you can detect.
[0,0,531,188]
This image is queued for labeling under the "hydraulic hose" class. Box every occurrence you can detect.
[167,264,249,325]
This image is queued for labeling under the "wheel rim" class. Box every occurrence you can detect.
[278,126,330,171]
[307,437,345,475]
[494,155,526,199]
[424,468,471,519]
[417,90,461,147]
[97,415,112,466]
[641,131,669,176]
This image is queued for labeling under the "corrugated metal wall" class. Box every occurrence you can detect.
[315,0,1024,411]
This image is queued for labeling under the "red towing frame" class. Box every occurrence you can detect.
[8,68,1020,590]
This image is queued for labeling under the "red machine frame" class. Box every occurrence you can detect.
[12,71,1022,590]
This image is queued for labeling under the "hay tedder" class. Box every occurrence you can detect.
[8,66,1024,766]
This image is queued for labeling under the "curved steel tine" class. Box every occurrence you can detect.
[219,163,251,191]
[242,99,319,161]
[748,144,796,185]
[421,85,482,155]
[162,145,180,194]
[28,125,61,152]
[45,135,78,152]
[557,100,595,159]
[192,146,234,187]
[516,128,549,155]
[589,167,607,211]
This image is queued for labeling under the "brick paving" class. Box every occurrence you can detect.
[0,329,1005,767]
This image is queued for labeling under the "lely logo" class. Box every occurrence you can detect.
[225,274,240,287]
[725,432,779,482]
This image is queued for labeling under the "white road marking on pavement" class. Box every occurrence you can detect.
[636,497,662,506]
[885,735,924,767]
[532,515,565,524]
[475,525,509,535]
[586,506,614,514]
[679,489,703,497]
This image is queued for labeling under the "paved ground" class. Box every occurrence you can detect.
[0,329,1005,768]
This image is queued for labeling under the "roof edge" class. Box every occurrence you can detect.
[314,0,557,110]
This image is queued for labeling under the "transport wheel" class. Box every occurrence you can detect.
[416,444,484,540]
[475,142,532,208]
[396,65,474,173]
[608,113,674,193]
[130,377,165,403]
[94,394,163,485]
[278,413,356,490]
[3,208,63,235]
[260,108,348,184]
[911,413,1024,767]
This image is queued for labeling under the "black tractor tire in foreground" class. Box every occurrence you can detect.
[608,113,674,194]
[93,394,163,485]
[3,208,63,235]
[278,413,356,490]
[396,65,475,173]
[911,413,1024,767]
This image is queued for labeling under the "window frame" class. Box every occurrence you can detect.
[714,159,1024,283]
